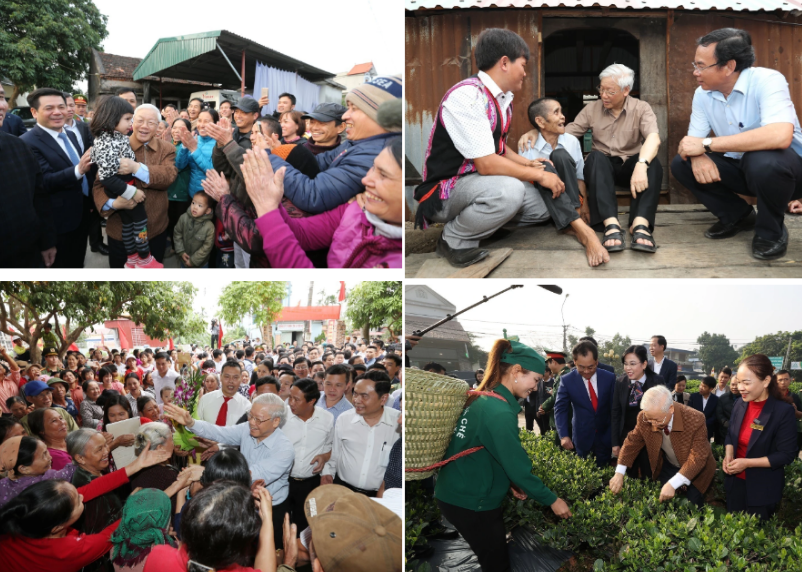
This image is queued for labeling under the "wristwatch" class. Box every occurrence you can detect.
[637,158,650,167]
[703,137,713,153]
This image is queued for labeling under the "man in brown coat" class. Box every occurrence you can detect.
[609,385,715,507]
[92,104,177,268]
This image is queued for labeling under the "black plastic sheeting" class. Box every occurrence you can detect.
[424,525,573,572]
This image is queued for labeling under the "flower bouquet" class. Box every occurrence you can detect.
[171,368,205,464]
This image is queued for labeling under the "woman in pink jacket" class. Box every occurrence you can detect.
[236,138,401,268]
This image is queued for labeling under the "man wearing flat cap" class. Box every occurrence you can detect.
[301,103,347,156]
[539,350,572,443]
[231,97,261,151]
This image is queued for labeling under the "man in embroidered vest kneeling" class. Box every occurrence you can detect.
[413,28,608,268]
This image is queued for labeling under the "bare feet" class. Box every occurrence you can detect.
[566,221,610,267]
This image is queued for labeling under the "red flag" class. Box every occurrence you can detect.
[168,338,174,350]
[218,323,224,349]
[338,281,346,302]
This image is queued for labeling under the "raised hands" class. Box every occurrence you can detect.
[240,147,286,217]
[206,119,233,147]
[179,129,198,152]
[201,169,230,201]
[163,403,194,427]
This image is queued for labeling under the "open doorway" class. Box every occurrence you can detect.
[543,28,640,126]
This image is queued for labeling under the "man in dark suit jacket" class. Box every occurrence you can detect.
[0,84,27,136]
[688,376,719,440]
[63,92,106,256]
[649,335,678,390]
[20,88,94,268]
[555,341,616,467]
[0,129,56,267]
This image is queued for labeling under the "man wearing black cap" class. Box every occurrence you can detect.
[301,103,346,156]
[231,97,260,151]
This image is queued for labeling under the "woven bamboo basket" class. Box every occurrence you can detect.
[404,368,470,480]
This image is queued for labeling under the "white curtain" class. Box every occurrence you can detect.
[254,62,321,116]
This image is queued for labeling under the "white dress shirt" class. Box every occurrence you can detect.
[37,123,83,180]
[441,70,513,160]
[615,413,691,490]
[715,387,727,397]
[283,406,334,478]
[63,120,85,153]
[196,389,251,425]
[322,406,401,491]
[652,357,664,376]
[152,369,180,405]
[702,395,709,411]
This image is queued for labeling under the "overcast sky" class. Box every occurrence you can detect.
[413,281,802,352]
[90,0,402,78]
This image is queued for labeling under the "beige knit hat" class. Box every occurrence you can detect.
[345,76,402,132]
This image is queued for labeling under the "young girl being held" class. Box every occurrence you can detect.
[90,97,163,268]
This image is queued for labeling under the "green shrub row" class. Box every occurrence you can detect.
[406,431,802,572]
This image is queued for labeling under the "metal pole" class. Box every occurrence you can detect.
[241,50,245,97]
[784,335,793,369]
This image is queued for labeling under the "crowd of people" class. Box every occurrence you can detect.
[423,335,800,571]
[0,332,403,571]
[413,26,802,269]
[0,73,402,269]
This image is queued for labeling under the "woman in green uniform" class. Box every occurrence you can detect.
[434,338,572,572]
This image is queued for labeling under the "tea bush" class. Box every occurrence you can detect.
[407,430,802,571]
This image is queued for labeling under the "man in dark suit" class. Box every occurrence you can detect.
[579,336,615,373]
[555,340,616,467]
[688,376,719,440]
[63,92,106,256]
[20,88,94,268]
[649,335,678,390]
[0,84,26,137]
[0,124,57,267]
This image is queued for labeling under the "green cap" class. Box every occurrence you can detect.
[500,340,546,374]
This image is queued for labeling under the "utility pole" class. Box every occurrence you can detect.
[561,294,570,353]
[784,335,793,369]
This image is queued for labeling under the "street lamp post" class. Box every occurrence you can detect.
[561,294,570,353]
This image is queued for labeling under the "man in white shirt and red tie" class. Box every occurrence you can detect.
[554,340,616,467]
[196,360,252,460]
[321,370,401,497]
[283,378,334,531]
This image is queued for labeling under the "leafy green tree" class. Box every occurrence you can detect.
[697,332,739,375]
[217,282,287,348]
[222,325,248,345]
[0,282,201,363]
[345,281,402,341]
[737,330,802,381]
[567,327,630,375]
[1,0,109,102]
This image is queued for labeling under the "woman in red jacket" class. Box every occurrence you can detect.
[0,441,172,572]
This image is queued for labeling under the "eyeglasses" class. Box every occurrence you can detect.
[645,413,669,427]
[597,86,619,97]
[247,412,271,425]
[691,61,719,73]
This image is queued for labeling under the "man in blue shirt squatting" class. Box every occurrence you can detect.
[671,27,802,260]
[163,393,294,550]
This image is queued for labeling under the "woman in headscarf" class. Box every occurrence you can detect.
[110,489,176,572]
[433,338,572,572]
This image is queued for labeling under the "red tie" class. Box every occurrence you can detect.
[215,396,232,426]
[588,380,598,412]
[664,426,670,436]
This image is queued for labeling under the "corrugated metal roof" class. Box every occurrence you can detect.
[405,0,802,11]
[132,30,334,86]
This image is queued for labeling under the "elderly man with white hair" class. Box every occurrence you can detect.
[608,385,716,507]
[92,102,178,267]
[163,393,295,548]
[521,63,663,254]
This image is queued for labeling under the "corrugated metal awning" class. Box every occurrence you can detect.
[406,0,802,11]
[133,30,333,86]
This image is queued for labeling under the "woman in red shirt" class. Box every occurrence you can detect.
[723,354,797,520]
[0,441,172,572]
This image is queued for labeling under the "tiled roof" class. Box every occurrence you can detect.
[97,52,213,86]
[276,306,342,322]
[347,62,374,75]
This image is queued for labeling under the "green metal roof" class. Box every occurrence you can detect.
[132,30,334,87]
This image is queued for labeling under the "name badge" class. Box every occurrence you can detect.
[750,422,764,431]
